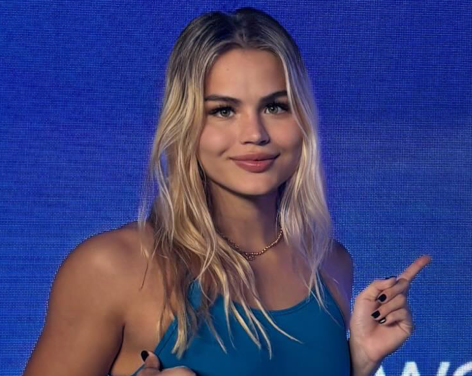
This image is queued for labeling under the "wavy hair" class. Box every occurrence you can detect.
[137,7,336,359]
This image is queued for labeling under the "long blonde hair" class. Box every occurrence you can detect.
[138,7,335,359]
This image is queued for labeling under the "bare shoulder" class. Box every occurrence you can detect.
[54,223,155,310]
[65,223,155,290]
[320,239,354,329]
[23,222,156,376]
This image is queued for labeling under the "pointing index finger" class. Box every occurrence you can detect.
[398,255,432,282]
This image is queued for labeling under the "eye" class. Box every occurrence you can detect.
[265,102,290,115]
[208,106,234,118]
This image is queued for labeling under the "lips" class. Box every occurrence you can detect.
[230,153,279,161]
[232,156,277,173]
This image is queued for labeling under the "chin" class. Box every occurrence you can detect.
[230,183,280,198]
[208,173,281,196]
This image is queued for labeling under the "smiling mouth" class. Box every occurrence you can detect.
[232,157,277,172]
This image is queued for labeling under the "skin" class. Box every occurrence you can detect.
[22,224,176,376]
[22,47,432,376]
[349,254,432,375]
[198,48,303,253]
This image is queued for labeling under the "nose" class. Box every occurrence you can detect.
[239,112,270,145]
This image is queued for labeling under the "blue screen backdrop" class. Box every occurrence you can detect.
[0,1,471,375]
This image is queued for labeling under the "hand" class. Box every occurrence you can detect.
[137,350,196,376]
[349,255,432,366]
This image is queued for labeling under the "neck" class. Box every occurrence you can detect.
[211,188,281,253]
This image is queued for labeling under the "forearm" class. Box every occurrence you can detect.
[348,338,381,376]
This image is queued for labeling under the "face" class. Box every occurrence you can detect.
[198,48,303,200]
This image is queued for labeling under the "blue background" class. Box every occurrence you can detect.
[0,1,471,375]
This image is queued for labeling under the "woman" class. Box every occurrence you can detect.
[23,7,431,376]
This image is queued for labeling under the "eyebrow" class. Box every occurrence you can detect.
[204,90,288,105]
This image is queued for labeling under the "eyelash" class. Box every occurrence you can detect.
[208,101,290,118]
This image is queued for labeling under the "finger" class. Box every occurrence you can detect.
[358,277,399,301]
[375,278,410,304]
[371,293,407,321]
[161,366,197,375]
[398,255,432,283]
[141,350,161,370]
[378,307,413,332]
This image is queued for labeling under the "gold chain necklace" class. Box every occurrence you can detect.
[216,226,283,261]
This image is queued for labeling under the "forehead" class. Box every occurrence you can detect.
[204,48,286,94]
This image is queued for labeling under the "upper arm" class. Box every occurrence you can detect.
[23,233,135,376]
[334,240,354,324]
[321,239,354,330]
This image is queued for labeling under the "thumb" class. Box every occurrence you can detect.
[141,350,161,370]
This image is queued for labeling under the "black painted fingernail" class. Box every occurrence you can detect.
[379,318,386,324]
[141,350,149,361]
[371,310,380,319]
[378,294,387,302]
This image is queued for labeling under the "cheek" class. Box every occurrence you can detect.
[198,126,232,161]
[277,126,303,157]
[276,128,304,177]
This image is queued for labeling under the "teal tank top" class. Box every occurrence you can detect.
[130,277,351,376]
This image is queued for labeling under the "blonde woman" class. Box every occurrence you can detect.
[23,7,431,376]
